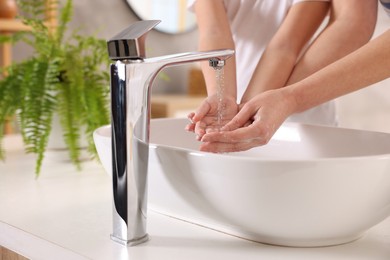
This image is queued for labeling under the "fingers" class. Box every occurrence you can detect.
[199,138,266,153]
[186,90,291,153]
[185,122,195,132]
[185,112,196,132]
[192,100,212,122]
[186,96,243,143]
[185,100,211,137]
[220,102,257,131]
[201,122,271,144]
[194,120,207,140]
[187,112,195,122]
[199,119,273,153]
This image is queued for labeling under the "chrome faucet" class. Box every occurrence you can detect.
[107,20,234,246]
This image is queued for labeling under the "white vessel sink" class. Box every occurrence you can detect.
[94,118,390,247]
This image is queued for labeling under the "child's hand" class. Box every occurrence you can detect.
[185,94,239,141]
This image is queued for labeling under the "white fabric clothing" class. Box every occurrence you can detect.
[380,0,390,15]
[188,0,337,126]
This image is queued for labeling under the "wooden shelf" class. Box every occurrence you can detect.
[0,0,57,66]
[0,18,31,32]
[151,94,205,118]
[0,245,28,260]
[1,1,57,134]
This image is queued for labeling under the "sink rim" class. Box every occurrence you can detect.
[93,119,390,162]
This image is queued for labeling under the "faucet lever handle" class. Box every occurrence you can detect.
[107,20,161,61]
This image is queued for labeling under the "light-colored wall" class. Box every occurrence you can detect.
[13,0,199,94]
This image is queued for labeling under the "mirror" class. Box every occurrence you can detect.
[125,0,197,34]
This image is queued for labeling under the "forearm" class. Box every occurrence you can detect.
[198,25,236,98]
[286,0,378,85]
[240,1,329,104]
[194,0,237,98]
[240,47,297,103]
[289,29,390,113]
[199,54,237,98]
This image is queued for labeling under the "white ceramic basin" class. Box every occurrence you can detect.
[94,118,390,247]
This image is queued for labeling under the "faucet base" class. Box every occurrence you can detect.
[110,234,149,246]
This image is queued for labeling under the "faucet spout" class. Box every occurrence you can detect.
[108,21,234,246]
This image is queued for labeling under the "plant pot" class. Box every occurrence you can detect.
[45,114,90,162]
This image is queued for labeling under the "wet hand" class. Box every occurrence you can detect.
[185,94,238,140]
[199,89,297,152]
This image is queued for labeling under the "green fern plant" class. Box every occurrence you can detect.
[0,0,110,175]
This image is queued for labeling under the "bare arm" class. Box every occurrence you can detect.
[286,0,378,85]
[199,29,390,152]
[240,1,329,103]
[290,28,390,113]
[186,0,239,137]
[193,0,236,98]
[198,0,381,152]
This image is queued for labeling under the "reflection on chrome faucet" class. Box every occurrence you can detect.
[107,20,234,246]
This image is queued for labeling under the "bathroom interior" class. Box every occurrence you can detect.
[4,0,390,131]
[1,0,390,259]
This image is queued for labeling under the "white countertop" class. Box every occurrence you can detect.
[1,135,390,260]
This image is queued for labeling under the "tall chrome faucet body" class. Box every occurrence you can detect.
[107,20,234,246]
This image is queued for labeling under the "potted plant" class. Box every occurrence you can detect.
[0,0,110,175]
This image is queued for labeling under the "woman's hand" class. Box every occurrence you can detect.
[199,88,297,152]
[185,94,239,140]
